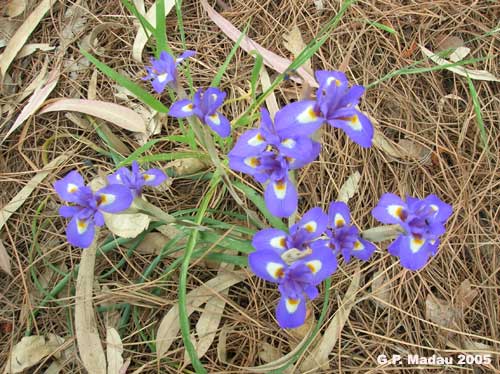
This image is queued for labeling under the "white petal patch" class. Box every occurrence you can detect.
[208,113,221,126]
[98,193,116,207]
[273,181,287,200]
[248,133,265,147]
[353,240,364,251]
[181,103,193,113]
[409,236,426,253]
[143,173,156,182]
[306,260,322,274]
[76,219,89,234]
[266,262,284,280]
[285,298,300,313]
[387,205,404,220]
[302,220,317,233]
[67,183,78,193]
[334,213,345,227]
[157,73,168,83]
[346,114,363,131]
[243,156,259,168]
[296,105,318,124]
[326,76,341,87]
[281,138,296,149]
[270,236,286,249]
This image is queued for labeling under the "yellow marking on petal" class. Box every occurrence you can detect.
[248,132,265,146]
[430,204,438,212]
[306,260,322,274]
[387,205,406,220]
[285,298,300,313]
[326,77,341,87]
[285,156,295,164]
[303,221,317,233]
[244,156,260,168]
[273,180,287,199]
[266,262,285,280]
[181,103,194,112]
[353,240,364,251]
[76,219,89,234]
[208,113,221,125]
[143,174,155,182]
[97,193,116,207]
[410,236,425,253]
[296,106,318,124]
[334,213,345,227]
[270,236,286,249]
[347,114,362,131]
[67,183,78,193]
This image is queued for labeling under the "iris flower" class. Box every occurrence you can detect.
[54,171,133,248]
[169,87,231,138]
[108,161,167,197]
[249,241,336,328]
[274,70,374,148]
[143,50,195,94]
[372,193,452,270]
[323,201,376,262]
[229,108,321,217]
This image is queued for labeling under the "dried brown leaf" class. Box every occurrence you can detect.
[0,0,52,78]
[420,45,499,82]
[13,43,54,59]
[337,171,361,203]
[455,279,478,309]
[4,335,63,374]
[156,271,247,358]
[361,225,401,242]
[40,99,147,133]
[301,268,360,371]
[6,0,27,18]
[106,327,124,374]
[283,25,311,72]
[0,240,12,276]
[260,66,279,118]
[370,270,391,308]
[75,244,107,374]
[200,0,317,87]
[167,158,209,176]
[3,70,59,142]
[0,154,67,231]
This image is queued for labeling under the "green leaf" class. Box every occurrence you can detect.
[121,0,155,35]
[155,0,168,55]
[81,49,169,113]
[249,51,263,100]
[466,74,489,152]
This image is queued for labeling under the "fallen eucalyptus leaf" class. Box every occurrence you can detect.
[4,334,63,374]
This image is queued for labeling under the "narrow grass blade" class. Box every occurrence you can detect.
[466,75,489,152]
[155,0,168,54]
[81,49,169,113]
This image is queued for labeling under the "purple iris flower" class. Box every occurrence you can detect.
[273,70,374,148]
[143,50,195,94]
[252,207,329,254]
[228,108,321,217]
[372,193,452,270]
[248,243,337,328]
[321,201,376,262]
[108,161,167,197]
[54,171,133,248]
[169,87,231,138]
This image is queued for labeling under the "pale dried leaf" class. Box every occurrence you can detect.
[455,279,478,309]
[420,45,500,82]
[281,247,311,265]
[361,225,401,242]
[3,70,59,142]
[106,327,124,374]
[436,35,464,52]
[283,25,311,72]
[260,66,279,118]
[0,154,68,231]
[200,0,317,87]
[156,271,247,358]
[370,270,391,308]
[186,264,234,364]
[118,358,131,374]
[0,240,12,276]
[314,0,324,11]
[14,43,54,59]
[40,99,147,133]
[6,0,27,18]
[0,0,52,78]
[61,2,88,42]
[75,245,107,374]
[301,269,360,371]
[132,0,176,62]
[4,335,63,374]
[449,46,470,63]
[103,211,150,239]
[397,139,432,164]
[167,158,209,176]
[88,69,98,100]
[372,130,405,158]
[135,232,168,254]
[337,171,361,203]
[18,57,49,101]
[258,342,282,363]
[425,294,460,335]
